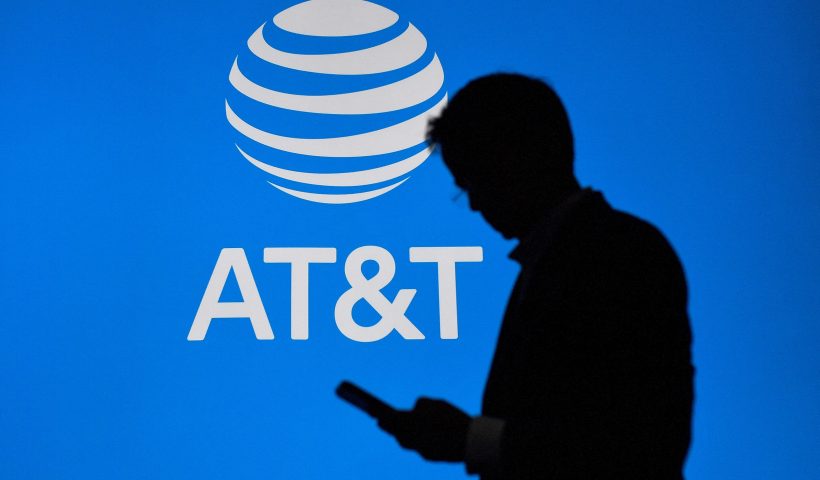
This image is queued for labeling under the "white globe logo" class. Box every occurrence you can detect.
[225,0,447,204]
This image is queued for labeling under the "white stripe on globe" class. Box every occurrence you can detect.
[229,55,444,114]
[273,0,399,37]
[225,95,447,157]
[269,179,408,205]
[236,145,432,187]
[226,0,446,204]
[247,22,427,75]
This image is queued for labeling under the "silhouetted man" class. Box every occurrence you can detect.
[377,74,694,479]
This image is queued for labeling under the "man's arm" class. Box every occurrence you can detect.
[377,220,693,478]
[464,415,505,475]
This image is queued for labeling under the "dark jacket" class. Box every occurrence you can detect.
[482,190,694,479]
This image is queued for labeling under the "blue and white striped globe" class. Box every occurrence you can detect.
[225,0,447,204]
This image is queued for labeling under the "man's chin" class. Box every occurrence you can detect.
[481,214,518,239]
[497,227,518,240]
[485,220,517,239]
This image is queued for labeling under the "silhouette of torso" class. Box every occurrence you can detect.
[481,190,693,479]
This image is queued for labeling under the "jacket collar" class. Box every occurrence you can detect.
[509,188,605,265]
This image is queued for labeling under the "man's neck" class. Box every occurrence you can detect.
[516,177,582,239]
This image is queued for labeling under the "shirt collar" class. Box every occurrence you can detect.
[509,187,599,265]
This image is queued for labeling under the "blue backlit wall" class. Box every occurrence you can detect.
[2,1,818,478]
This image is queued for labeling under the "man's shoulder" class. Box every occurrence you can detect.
[612,210,682,264]
[557,203,686,282]
[607,209,673,247]
[571,202,677,256]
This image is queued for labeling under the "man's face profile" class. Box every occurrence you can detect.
[429,74,579,241]
[448,155,524,240]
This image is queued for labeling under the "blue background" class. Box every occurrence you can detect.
[2,0,818,478]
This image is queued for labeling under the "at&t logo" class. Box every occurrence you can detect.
[225,0,447,204]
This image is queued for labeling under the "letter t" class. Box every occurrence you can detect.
[409,247,483,339]
[264,248,337,340]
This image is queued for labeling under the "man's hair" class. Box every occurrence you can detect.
[427,73,574,181]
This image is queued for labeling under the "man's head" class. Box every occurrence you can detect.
[428,73,578,239]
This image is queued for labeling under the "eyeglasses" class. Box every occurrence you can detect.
[451,187,468,206]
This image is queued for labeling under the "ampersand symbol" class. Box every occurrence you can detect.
[334,246,424,342]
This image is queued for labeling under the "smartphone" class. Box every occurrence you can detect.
[336,381,397,420]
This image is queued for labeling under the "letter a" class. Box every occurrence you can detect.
[188,248,274,341]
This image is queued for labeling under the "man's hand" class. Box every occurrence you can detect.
[377,397,471,462]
